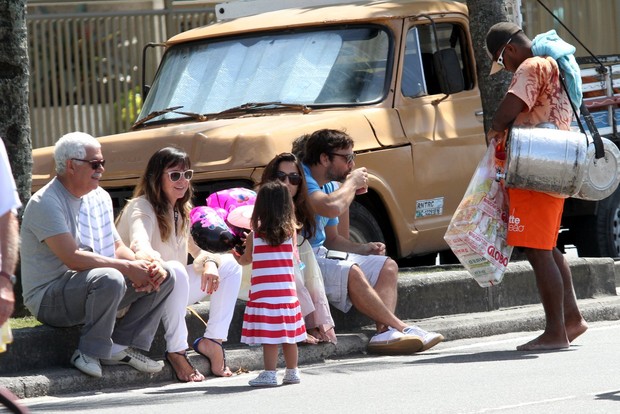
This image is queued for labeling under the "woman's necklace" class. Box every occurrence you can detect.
[173,208,179,236]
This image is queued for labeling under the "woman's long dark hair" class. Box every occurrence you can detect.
[258,152,316,240]
[252,181,298,246]
[118,146,193,241]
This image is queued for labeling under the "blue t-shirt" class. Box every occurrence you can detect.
[302,163,338,248]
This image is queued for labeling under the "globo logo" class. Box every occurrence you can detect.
[487,245,509,266]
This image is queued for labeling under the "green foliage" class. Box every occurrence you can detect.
[9,316,42,330]
[116,85,143,129]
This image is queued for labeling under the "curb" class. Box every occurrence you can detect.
[1,257,619,398]
[3,295,620,399]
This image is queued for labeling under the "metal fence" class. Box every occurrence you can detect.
[27,1,217,148]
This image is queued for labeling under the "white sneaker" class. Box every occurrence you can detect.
[71,349,102,378]
[369,327,404,344]
[367,327,423,355]
[282,368,301,385]
[101,348,163,373]
[248,370,278,387]
[403,325,444,351]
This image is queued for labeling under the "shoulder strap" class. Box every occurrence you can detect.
[558,68,604,159]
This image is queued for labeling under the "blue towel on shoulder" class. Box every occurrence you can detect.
[531,29,582,109]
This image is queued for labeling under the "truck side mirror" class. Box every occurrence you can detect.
[433,49,464,95]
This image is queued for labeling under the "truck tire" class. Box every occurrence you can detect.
[573,187,620,258]
[349,201,386,246]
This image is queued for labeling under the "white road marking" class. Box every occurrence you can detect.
[463,396,576,413]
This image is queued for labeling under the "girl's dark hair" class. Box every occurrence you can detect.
[118,146,193,241]
[258,152,316,239]
[251,180,298,246]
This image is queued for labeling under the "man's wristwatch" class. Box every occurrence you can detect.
[0,271,16,285]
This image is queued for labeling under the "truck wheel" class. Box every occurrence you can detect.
[349,201,386,246]
[573,187,620,258]
[439,249,459,264]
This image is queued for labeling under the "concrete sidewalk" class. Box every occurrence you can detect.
[1,257,619,398]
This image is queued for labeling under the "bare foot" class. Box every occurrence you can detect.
[196,338,233,377]
[306,327,335,343]
[567,320,589,343]
[516,333,570,351]
[165,351,205,382]
[303,333,320,345]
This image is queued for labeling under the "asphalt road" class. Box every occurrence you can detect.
[17,319,620,414]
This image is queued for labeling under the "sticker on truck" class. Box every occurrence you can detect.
[415,197,444,218]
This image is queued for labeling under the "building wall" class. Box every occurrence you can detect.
[521,0,620,57]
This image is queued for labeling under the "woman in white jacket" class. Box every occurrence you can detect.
[116,147,241,382]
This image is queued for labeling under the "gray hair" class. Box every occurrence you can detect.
[54,132,101,174]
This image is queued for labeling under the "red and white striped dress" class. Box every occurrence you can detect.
[241,233,307,345]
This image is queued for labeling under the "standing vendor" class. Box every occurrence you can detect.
[486,22,588,351]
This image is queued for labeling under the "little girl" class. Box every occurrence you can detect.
[236,180,307,387]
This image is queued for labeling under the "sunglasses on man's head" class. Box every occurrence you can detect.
[276,171,302,186]
[167,170,194,182]
[71,158,105,170]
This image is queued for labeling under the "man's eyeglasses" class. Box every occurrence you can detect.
[276,171,302,186]
[329,152,356,164]
[167,170,194,182]
[71,158,105,170]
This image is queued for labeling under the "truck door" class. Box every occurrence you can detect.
[395,17,486,247]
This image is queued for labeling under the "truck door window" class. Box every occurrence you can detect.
[402,22,473,97]
[401,27,427,97]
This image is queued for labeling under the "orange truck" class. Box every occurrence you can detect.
[30,0,620,263]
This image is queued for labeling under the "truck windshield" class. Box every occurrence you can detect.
[139,25,390,122]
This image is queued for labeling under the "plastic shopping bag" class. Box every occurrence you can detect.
[444,142,513,287]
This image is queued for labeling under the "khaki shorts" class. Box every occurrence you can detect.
[507,188,565,250]
[313,246,387,312]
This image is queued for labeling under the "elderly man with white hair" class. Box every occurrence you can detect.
[20,132,174,378]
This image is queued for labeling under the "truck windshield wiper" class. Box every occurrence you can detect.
[132,106,207,129]
[209,102,311,118]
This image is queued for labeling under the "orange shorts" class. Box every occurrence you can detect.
[506,188,565,250]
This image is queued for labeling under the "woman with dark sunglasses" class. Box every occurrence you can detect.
[116,147,242,382]
[254,152,337,344]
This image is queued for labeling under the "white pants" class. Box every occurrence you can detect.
[162,254,242,352]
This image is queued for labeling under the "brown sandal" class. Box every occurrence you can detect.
[164,351,205,382]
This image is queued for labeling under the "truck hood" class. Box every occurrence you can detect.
[31,109,388,191]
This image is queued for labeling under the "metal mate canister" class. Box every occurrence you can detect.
[572,136,620,201]
[505,127,588,196]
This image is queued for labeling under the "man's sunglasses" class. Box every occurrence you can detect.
[167,170,194,182]
[496,30,521,69]
[71,158,105,170]
[495,38,512,69]
[276,171,302,186]
[329,152,356,164]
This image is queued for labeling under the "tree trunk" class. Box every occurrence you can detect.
[467,0,521,137]
[0,0,32,209]
[1,0,32,317]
